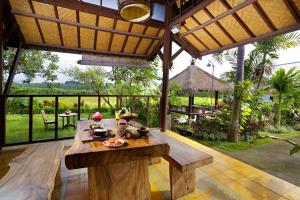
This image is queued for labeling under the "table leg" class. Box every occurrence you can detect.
[88,159,151,200]
[62,117,64,129]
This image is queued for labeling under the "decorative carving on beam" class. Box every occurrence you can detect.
[203,8,237,43]
[199,23,300,57]
[32,0,165,28]
[180,0,257,38]
[219,0,255,38]
[11,10,161,41]
[28,0,45,43]
[252,2,276,31]
[4,42,23,95]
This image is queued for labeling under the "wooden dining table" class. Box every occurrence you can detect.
[65,119,170,200]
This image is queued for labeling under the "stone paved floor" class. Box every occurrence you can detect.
[229,136,300,187]
[1,132,300,200]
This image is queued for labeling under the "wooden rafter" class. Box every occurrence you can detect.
[180,0,257,38]
[145,28,161,55]
[171,46,185,61]
[11,10,161,41]
[203,8,237,43]
[32,0,165,29]
[121,23,133,53]
[108,20,117,52]
[183,24,209,50]
[18,42,149,58]
[54,5,64,46]
[173,34,199,58]
[76,10,80,48]
[191,16,222,47]
[134,27,147,54]
[94,15,99,50]
[219,0,255,38]
[199,23,300,57]
[283,0,300,22]
[252,2,276,31]
[28,0,45,43]
[170,0,215,29]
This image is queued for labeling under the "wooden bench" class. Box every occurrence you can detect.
[150,129,213,200]
[0,141,64,200]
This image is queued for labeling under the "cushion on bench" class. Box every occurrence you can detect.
[0,141,64,200]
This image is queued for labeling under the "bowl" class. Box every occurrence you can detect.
[92,128,108,137]
[119,113,138,122]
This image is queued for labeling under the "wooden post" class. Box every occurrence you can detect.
[146,97,150,127]
[215,91,219,108]
[0,2,4,148]
[97,95,101,111]
[116,96,119,111]
[0,0,3,94]
[55,96,58,139]
[77,96,81,120]
[160,3,172,132]
[29,96,33,142]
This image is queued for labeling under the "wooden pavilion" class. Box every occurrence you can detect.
[169,60,232,114]
[1,0,300,135]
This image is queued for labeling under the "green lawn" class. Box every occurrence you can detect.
[5,112,114,144]
[191,131,300,152]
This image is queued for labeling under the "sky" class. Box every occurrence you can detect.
[15,38,300,83]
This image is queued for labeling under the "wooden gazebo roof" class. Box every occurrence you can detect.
[2,0,300,60]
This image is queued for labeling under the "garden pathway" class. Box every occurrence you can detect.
[229,136,300,187]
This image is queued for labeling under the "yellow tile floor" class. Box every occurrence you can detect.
[1,130,300,200]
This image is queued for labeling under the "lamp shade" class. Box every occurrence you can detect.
[118,0,152,22]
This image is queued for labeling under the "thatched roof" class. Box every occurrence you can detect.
[169,64,232,95]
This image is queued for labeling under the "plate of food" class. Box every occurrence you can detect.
[103,138,125,148]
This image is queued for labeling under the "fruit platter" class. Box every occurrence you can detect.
[103,138,125,148]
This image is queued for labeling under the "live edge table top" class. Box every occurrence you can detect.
[65,119,170,169]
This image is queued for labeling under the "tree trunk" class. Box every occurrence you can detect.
[276,92,282,128]
[256,53,267,90]
[228,46,245,143]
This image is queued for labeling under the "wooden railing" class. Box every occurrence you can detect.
[0,94,160,148]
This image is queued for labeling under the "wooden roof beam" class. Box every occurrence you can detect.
[183,24,209,50]
[203,8,237,43]
[283,0,300,22]
[199,23,300,57]
[252,2,276,31]
[191,16,223,47]
[171,46,185,61]
[93,15,99,50]
[145,28,162,55]
[54,5,64,46]
[121,23,133,53]
[180,0,257,38]
[11,10,162,41]
[219,0,255,38]
[28,0,45,43]
[33,0,165,28]
[173,34,200,58]
[170,0,215,29]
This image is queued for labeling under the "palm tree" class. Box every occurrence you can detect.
[269,67,300,127]
[228,46,245,143]
[254,32,300,89]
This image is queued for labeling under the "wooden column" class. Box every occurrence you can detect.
[77,96,81,120]
[160,3,172,132]
[215,91,219,108]
[0,1,5,148]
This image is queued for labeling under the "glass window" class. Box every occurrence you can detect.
[152,3,165,22]
[102,0,118,10]
[83,0,100,6]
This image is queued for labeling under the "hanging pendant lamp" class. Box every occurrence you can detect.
[118,0,152,22]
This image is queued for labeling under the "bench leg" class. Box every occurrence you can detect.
[169,165,196,200]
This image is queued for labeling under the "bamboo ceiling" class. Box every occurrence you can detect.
[3,0,300,60]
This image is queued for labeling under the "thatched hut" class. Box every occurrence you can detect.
[169,61,232,113]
